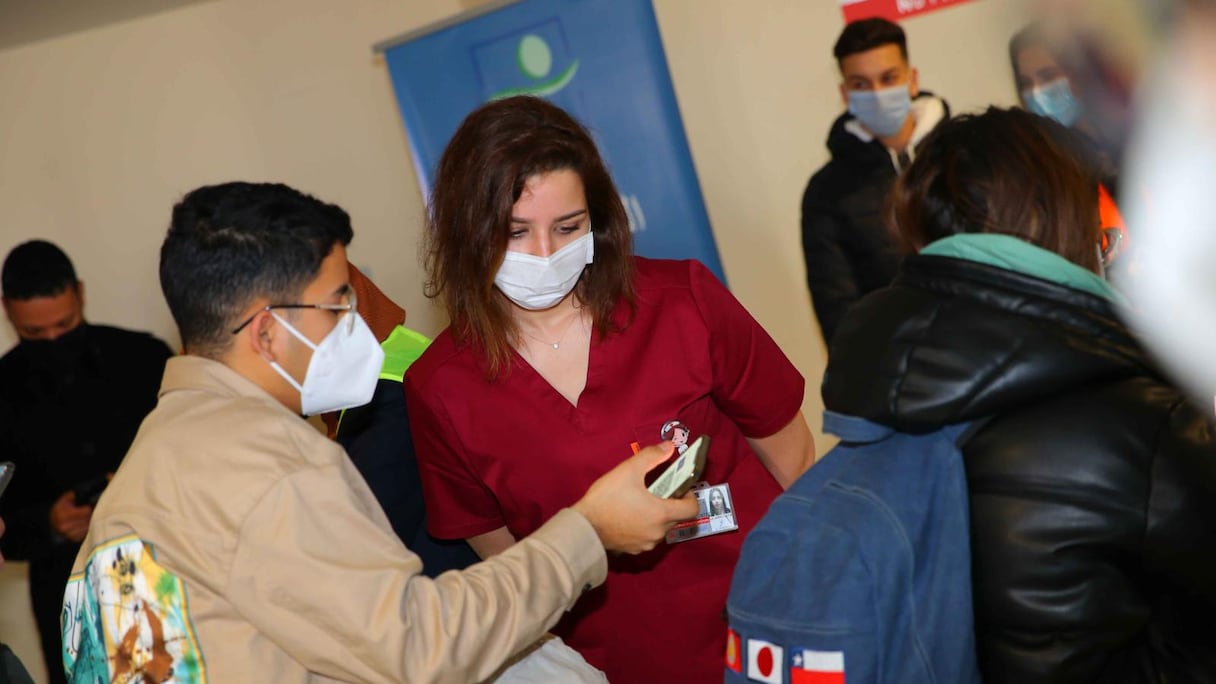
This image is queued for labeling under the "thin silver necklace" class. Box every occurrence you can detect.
[520,309,584,350]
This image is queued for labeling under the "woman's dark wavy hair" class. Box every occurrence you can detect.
[424,96,634,378]
[892,107,1101,272]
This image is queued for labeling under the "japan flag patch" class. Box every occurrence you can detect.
[790,649,845,684]
[746,638,784,683]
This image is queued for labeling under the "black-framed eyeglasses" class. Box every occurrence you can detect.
[231,289,358,335]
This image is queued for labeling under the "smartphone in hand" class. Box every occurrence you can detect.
[647,436,709,499]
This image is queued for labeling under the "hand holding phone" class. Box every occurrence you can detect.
[647,435,709,499]
[570,442,700,554]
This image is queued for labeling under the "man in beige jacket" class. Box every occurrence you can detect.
[60,182,697,683]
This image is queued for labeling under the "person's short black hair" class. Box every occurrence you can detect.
[160,182,354,357]
[2,240,78,300]
[834,17,908,65]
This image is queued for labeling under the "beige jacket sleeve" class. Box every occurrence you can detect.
[225,463,607,684]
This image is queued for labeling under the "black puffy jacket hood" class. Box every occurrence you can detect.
[823,254,1152,432]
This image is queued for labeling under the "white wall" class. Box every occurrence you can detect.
[0,1,1033,678]
[0,0,467,355]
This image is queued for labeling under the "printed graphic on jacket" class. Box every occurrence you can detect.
[62,535,207,683]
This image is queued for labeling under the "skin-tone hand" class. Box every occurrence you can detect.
[49,490,93,543]
[572,442,700,554]
[468,442,702,559]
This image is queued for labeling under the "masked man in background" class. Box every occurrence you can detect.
[0,239,172,684]
[801,17,951,345]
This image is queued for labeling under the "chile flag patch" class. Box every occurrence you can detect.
[790,649,845,684]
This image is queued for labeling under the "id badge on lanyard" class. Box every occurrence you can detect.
[666,482,738,544]
[648,419,739,543]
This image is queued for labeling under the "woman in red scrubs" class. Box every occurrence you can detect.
[404,95,815,683]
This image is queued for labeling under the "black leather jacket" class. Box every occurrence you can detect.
[823,255,1216,683]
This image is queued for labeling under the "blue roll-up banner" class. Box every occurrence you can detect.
[375,0,726,282]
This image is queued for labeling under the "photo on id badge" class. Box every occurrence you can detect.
[667,483,738,544]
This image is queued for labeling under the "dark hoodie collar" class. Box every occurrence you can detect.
[825,91,950,170]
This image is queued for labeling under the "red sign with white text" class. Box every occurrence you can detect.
[840,0,975,23]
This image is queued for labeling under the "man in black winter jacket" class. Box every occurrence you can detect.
[801,18,949,344]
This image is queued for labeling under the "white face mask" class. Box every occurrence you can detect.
[266,311,385,416]
[494,231,595,310]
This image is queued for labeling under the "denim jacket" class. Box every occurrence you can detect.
[724,412,981,683]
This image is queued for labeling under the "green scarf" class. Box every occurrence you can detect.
[920,233,1119,302]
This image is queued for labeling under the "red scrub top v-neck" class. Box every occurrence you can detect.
[405,257,804,683]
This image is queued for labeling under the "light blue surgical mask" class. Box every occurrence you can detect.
[1022,78,1081,128]
[847,85,913,138]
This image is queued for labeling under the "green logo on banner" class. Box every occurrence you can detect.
[491,34,579,100]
